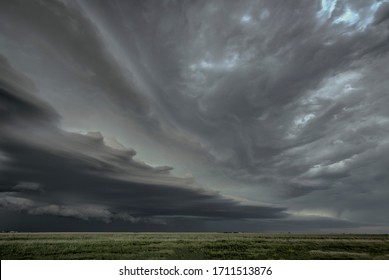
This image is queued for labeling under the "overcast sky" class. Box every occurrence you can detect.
[1,0,389,232]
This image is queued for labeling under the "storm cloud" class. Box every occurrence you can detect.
[0,56,285,230]
[1,0,389,232]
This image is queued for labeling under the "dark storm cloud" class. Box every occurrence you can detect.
[0,56,285,229]
[107,0,389,229]
[374,2,389,24]
[1,0,389,232]
[73,0,389,180]
[0,57,58,124]
[0,0,147,114]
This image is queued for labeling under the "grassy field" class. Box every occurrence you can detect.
[1,233,389,259]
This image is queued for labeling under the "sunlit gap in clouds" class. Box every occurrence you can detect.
[318,0,389,30]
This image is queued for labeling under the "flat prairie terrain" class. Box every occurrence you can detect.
[1,233,388,259]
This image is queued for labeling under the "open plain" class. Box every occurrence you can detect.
[1,233,388,260]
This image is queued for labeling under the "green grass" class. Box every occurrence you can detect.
[1,233,388,259]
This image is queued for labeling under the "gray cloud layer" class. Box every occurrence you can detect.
[0,56,286,230]
[1,0,389,232]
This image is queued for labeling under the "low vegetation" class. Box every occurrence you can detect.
[1,233,388,259]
